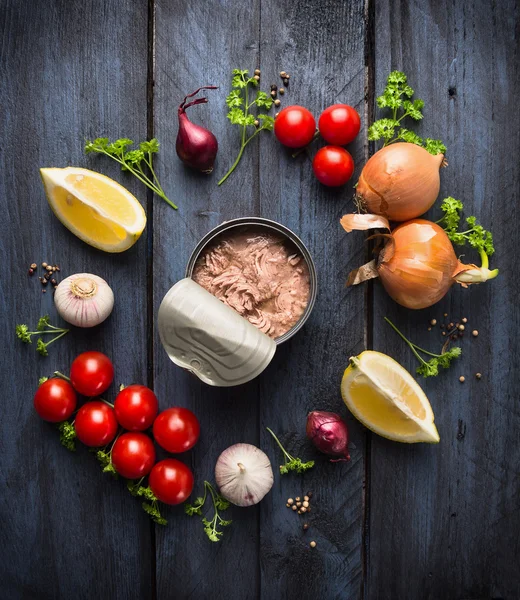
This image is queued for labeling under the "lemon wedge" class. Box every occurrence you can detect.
[40,167,146,253]
[341,350,440,443]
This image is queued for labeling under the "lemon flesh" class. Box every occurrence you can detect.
[341,350,440,443]
[40,167,146,253]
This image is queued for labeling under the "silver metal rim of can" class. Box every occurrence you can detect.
[185,217,318,345]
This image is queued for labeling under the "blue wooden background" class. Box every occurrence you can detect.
[1,0,519,598]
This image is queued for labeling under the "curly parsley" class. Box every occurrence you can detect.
[368,71,446,155]
[266,427,314,475]
[185,481,231,542]
[16,316,69,356]
[384,317,462,378]
[127,480,167,526]
[85,137,176,209]
[218,69,274,185]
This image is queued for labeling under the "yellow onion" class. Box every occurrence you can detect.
[341,215,498,310]
[356,143,445,221]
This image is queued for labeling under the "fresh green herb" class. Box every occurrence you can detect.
[368,71,446,155]
[384,317,462,377]
[438,196,495,255]
[16,316,69,356]
[266,427,314,474]
[218,69,274,185]
[85,137,176,209]
[185,481,232,542]
[94,449,118,478]
[58,420,77,451]
[127,480,167,526]
[38,376,49,386]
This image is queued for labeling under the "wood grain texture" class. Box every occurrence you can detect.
[0,1,152,598]
[152,1,263,598]
[257,1,366,598]
[367,1,520,599]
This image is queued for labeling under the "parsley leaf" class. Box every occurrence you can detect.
[58,420,77,452]
[266,427,315,474]
[127,481,168,525]
[85,137,177,210]
[384,317,462,378]
[369,71,446,155]
[185,481,232,542]
[438,197,495,256]
[17,317,69,356]
[218,68,274,186]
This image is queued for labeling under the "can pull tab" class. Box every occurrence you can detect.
[157,279,277,387]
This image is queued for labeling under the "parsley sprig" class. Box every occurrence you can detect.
[185,481,232,542]
[85,137,176,209]
[384,317,461,377]
[218,69,274,185]
[127,480,167,525]
[16,316,69,356]
[368,71,446,155]
[439,196,495,255]
[266,427,314,474]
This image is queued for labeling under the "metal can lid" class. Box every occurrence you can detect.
[157,278,277,387]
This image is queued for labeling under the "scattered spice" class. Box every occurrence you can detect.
[30,263,37,269]
[254,68,261,75]
[283,78,289,86]
[288,498,294,505]
[303,523,309,531]
[476,372,482,379]
[384,317,461,377]
[279,88,285,95]
[472,330,479,337]
[310,541,316,548]
[459,376,465,383]
[42,262,48,268]
[430,319,437,326]
[462,317,468,323]
[28,268,34,276]
[274,99,281,107]
[253,75,260,82]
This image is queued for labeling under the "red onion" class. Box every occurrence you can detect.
[306,411,350,462]
[176,86,218,173]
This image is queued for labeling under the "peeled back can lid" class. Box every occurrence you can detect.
[157,278,277,387]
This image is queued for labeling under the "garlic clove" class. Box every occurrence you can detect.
[54,273,114,328]
[215,443,274,507]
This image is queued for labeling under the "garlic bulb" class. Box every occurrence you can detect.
[215,443,274,507]
[54,273,114,328]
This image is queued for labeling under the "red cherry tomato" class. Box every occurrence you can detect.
[75,401,118,447]
[111,432,156,479]
[33,378,77,422]
[70,352,114,397]
[114,385,159,431]
[153,407,200,453]
[149,459,194,505]
[318,104,360,145]
[312,146,355,187]
[274,105,316,148]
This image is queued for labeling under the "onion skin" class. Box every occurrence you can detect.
[378,220,469,309]
[357,143,444,221]
[176,86,218,173]
[306,411,350,462]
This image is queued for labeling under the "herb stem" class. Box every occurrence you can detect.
[383,317,428,365]
[266,427,293,462]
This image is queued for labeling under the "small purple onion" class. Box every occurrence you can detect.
[306,411,350,462]
[176,86,219,173]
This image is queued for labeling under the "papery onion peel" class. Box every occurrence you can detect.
[356,143,445,222]
[341,215,498,309]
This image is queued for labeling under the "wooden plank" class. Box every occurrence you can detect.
[367,1,520,599]
[0,1,152,598]
[152,1,263,598]
[256,1,367,598]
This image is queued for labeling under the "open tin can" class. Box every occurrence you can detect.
[158,217,317,387]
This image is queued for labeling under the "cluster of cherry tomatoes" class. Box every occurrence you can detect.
[33,351,199,505]
[273,103,360,186]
